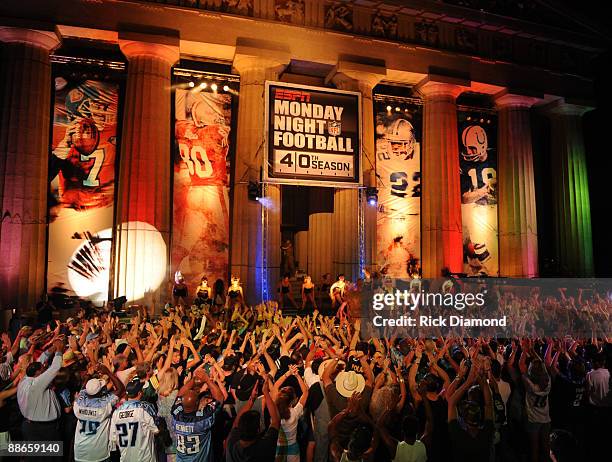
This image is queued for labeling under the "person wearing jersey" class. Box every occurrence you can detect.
[50,83,117,211]
[73,364,125,462]
[171,366,224,462]
[459,124,498,276]
[376,116,421,282]
[172,92,231,289]
[110,379,159,462]
[519,350,551,462]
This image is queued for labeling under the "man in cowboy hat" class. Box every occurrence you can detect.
[321,353,373,419]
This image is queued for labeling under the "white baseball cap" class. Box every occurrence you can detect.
[85,378,106,396]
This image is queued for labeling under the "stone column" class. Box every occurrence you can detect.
[231,45,289,303]
[0,27,60,310]
[113,34,179,305]
[547,99,594,276]
[416,78,465,278]
[307,212,333,283]
[327,61,386,280]
[495,92,539,277]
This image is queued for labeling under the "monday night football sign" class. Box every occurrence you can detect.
[265,81,362,186]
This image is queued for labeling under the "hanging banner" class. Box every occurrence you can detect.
[47,77,120,304]
[172,89,232,290]
[458,109,499,276]
[264,81,362,187]
[375,100,422,278]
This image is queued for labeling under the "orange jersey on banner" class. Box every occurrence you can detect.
[57,127,116,210]
[175,120,229,186]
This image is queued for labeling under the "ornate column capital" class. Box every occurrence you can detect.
[119,31,180,65]
[494,90,540,109]
[542,98,594,117]
[325,60,387,91]
[415,75,469,100]
[232,39,290,76]
[0,27,61,51]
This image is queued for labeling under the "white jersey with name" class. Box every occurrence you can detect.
[110,399,159,462]
[73,390,119,462]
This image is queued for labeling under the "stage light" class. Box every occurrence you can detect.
[404,108,409,112]
[395,107,401,112]
[199,82,207,89]
[248,181,262,201]
[480,118,484,123]
[467,116,471,121]
[366,187,378,206]
[223,85,230,92]
[188,81,195,88]
[67,227,113,304]
[386,105,392,111]
[211,83,218,91]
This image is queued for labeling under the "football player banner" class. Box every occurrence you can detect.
[47,77,119,304]
[264,81,361,186]
[172,89,232,291]
[374,100,422,279]
[458,109,499,276]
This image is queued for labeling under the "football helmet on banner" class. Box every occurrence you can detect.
[190,95,226,127]
[461,125,488,162]
[65,83,115,129]
[377,118,416,160]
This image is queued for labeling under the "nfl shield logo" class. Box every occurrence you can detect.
[327,121,342,136]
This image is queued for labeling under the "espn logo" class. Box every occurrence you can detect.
[274,89,311,102]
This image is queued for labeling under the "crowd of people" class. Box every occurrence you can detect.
[0,274,610,462]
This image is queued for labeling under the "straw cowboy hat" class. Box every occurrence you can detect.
[335,370,366,398]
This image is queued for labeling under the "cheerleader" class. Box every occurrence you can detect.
[194,276,212,307]
[172,271,188,306]
[301,275,317,311]
[226,276,245,309]
[329,274,346,310]
[277,273,298,311]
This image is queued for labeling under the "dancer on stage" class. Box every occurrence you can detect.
[226,276,245,310]
[278,274,299,311]
[194,276,212,307]
[172,271,188,306]
[329,274,347,310]
[301,275,317,311]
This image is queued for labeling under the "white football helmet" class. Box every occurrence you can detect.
[387,119,415,159]
[191,95,225,128]
[461,125,488,162]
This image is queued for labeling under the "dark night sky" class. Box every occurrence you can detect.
[566,0,612,276]
[526,1,612,276]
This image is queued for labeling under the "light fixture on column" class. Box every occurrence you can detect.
[199,82,207,89]
[248,181,262,201]
[188,81,195,88]
[211,83,218,91]
[223,85,230,92]
[366,187,378,206]
[386,105,392,111]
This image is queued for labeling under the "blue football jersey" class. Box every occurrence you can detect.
[172,397,221,462]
